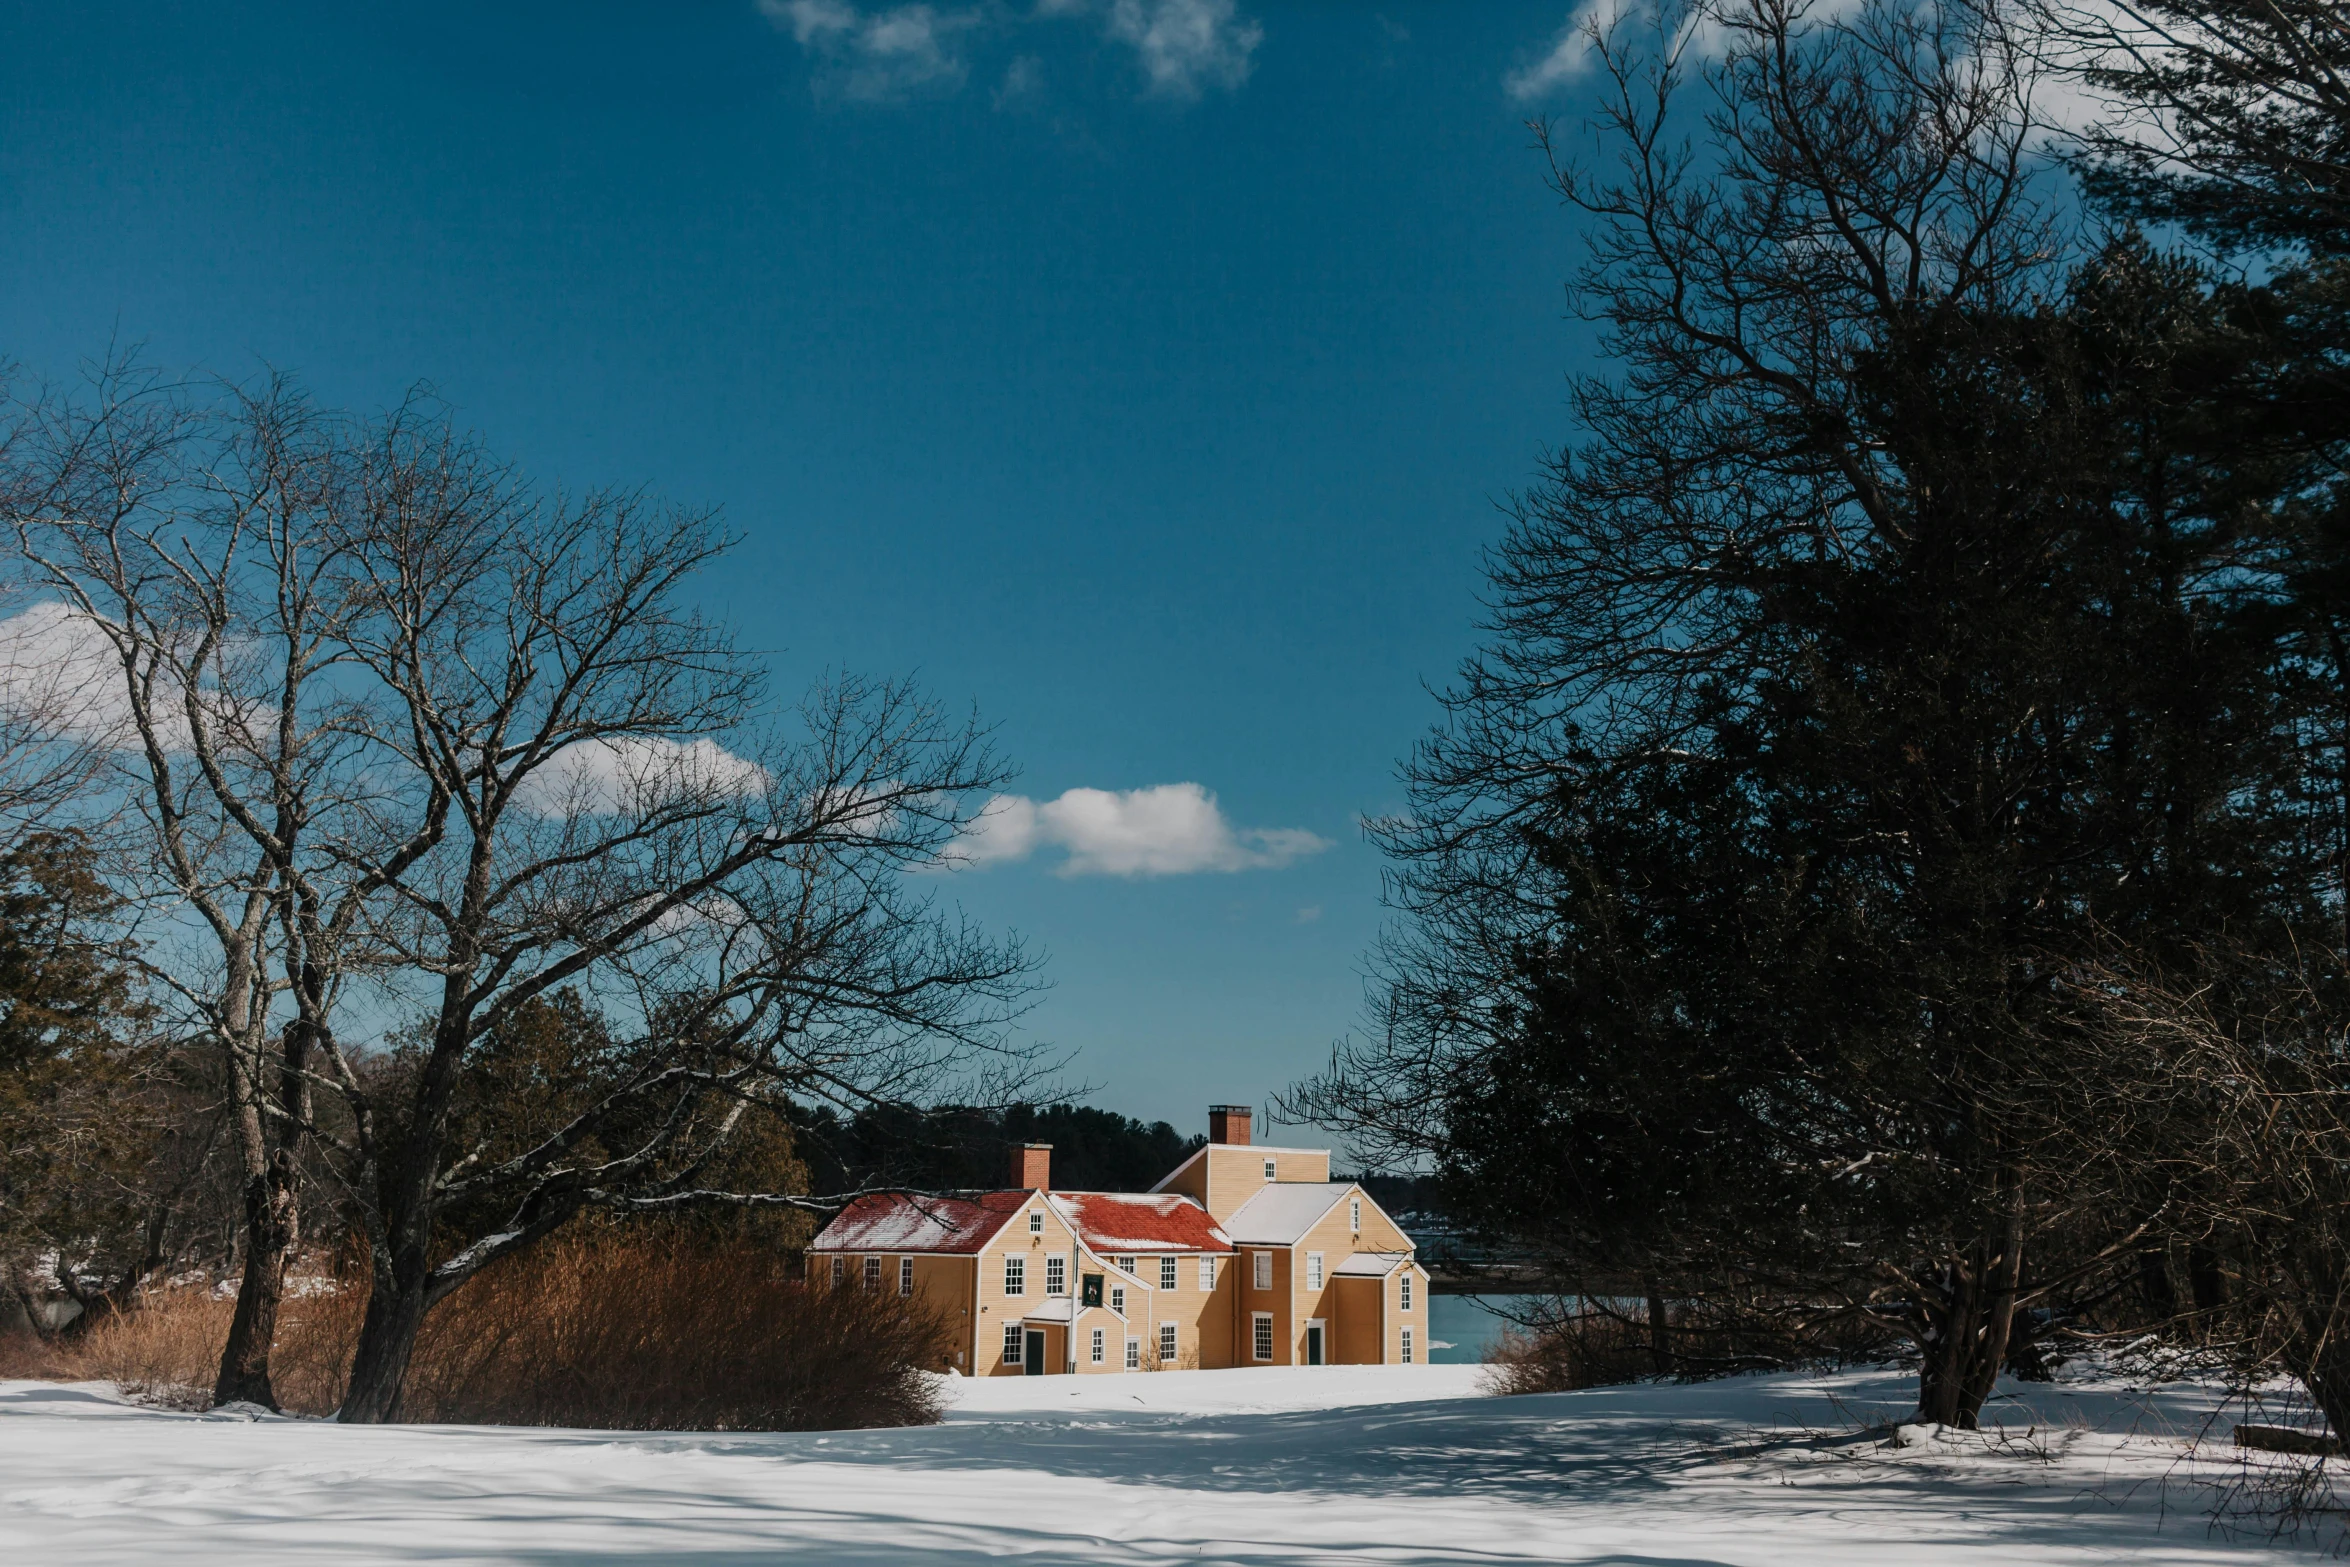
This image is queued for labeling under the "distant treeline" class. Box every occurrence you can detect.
[789,1103,1205,1196]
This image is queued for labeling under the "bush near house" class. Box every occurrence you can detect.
[24,1236,949,1430]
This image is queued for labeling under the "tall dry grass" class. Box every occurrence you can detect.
[30,1237,948,1429]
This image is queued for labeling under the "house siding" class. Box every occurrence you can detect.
[803,1131,1423,1374]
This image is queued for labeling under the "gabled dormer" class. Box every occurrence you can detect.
[1149,1103,1331,1222]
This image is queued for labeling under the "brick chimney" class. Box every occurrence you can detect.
[1208,1104,1252,1147]
[1009,1142,1051,1191]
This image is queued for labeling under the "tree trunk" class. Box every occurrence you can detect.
[212,1149,298,1408]
[1644,1276,1672,1377]
[1915,1180,2028,1431]
[338,1256,429,1424]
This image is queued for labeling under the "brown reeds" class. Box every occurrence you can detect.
[28,1236,949,1430]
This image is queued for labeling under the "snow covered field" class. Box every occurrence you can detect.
[0,1362,2330,1563]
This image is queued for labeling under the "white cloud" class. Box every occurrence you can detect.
[518,736,769,818]
[758,0,1261,104]
[945,782,1327,877]
[0,601,210,753]
[1506,1,1615,98]
[759,0,978,101]
[1104,0,1262,98]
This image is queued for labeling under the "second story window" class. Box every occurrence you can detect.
[1159,1256,1178,1291]
[1263,1157,1277,1180]
[1046,1256,1067,1295]
[899,1257,914,1296]
[863,1256,882,1290]
[1399,1271,1413,1311]
[1111,1284,1126,1314]
[829,1256,844,1288]
[1306,1252,1324,1289]
[1253,1251,1272,1291]
[1004,1255,1025,1295]
[1350,1198,1361,1232]
[1199,1255,1217,1289]
[1028,1210,1044,1234]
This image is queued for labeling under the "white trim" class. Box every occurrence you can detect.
[1159,1321,1178,1365]
[1305,1251,1324,1289]
[1252,1250,1273,1291]
[1305,1317,1326,1366]
[1251,1311,1274,1362]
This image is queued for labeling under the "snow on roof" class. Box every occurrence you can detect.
[1333,1251,1410,1278]
[1015,1298,1077,1323]
[1222,1183,1355,1245]
[807,1190,1027,1254]
[1050,1192,1232,1255]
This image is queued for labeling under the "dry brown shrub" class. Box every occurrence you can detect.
[1480,1313,1653,1395]
[26,1236,948,1431]
[58,1287,236,1409]
[397,1236,950,1431]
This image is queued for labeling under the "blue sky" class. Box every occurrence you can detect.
[0,1,1604,1146]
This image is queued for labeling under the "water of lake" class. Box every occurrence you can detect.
[1426,1293,1515,1365]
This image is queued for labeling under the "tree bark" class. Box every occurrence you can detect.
[1644,1276,1672,1377]
[212,1151,296,1408]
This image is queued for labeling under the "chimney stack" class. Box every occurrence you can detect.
[1010,1143,1051,1191]
[1208,1104,1252,1147]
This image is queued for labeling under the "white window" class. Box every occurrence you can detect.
[1125,1337,1141,1370]
[1004,1255,1025,1295]
[1090,1327,1104,1364]
[1159,1256,1178,1291]
[829,1256,844,1287]
[1118,1256,1136,1274]
[1306,1252,1324,1289]
[1252,1312,1274,1361]
[1111,1284,1125,1314]
[863,1256,882,1290]
[1399,1271,1413,1312]
[1253,1251,1272,1291]
[1350,1198,1361,1232]
[1159,1323,1178,1364]
[899,1257,914,1296]
[1028,1210,1043,1234]
[1263,1157,1277,1180]
[1401,1327,1415,1364]
[1199,1255,1217,1289]
[1046,1256,1066,1295]
[1003,1323,1023,1364]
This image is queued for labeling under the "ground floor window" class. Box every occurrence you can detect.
[1090,1327,1104,1364]
[1252,1312,1273,1362]
[1003,1323,1023,1364]
[830,1256,844,1287]
[899,1257,915,1296]
[1125,1337,1141,1370]
[1159,1323,1178,1365]
[1400,1327,1415,1364]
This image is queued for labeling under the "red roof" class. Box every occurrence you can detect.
[1051,1192,1232,1255]
[807,1188,1233,1256]
[807,1190,1028,1254]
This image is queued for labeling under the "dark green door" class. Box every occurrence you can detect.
[1306,1324,1324,1365]
[1024,1329,1046,1376]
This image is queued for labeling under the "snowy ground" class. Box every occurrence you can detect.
[0,1362,2336,1563]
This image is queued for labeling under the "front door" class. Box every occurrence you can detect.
[1024,1329,1046,1376]
[1305,1322,1324,1366]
